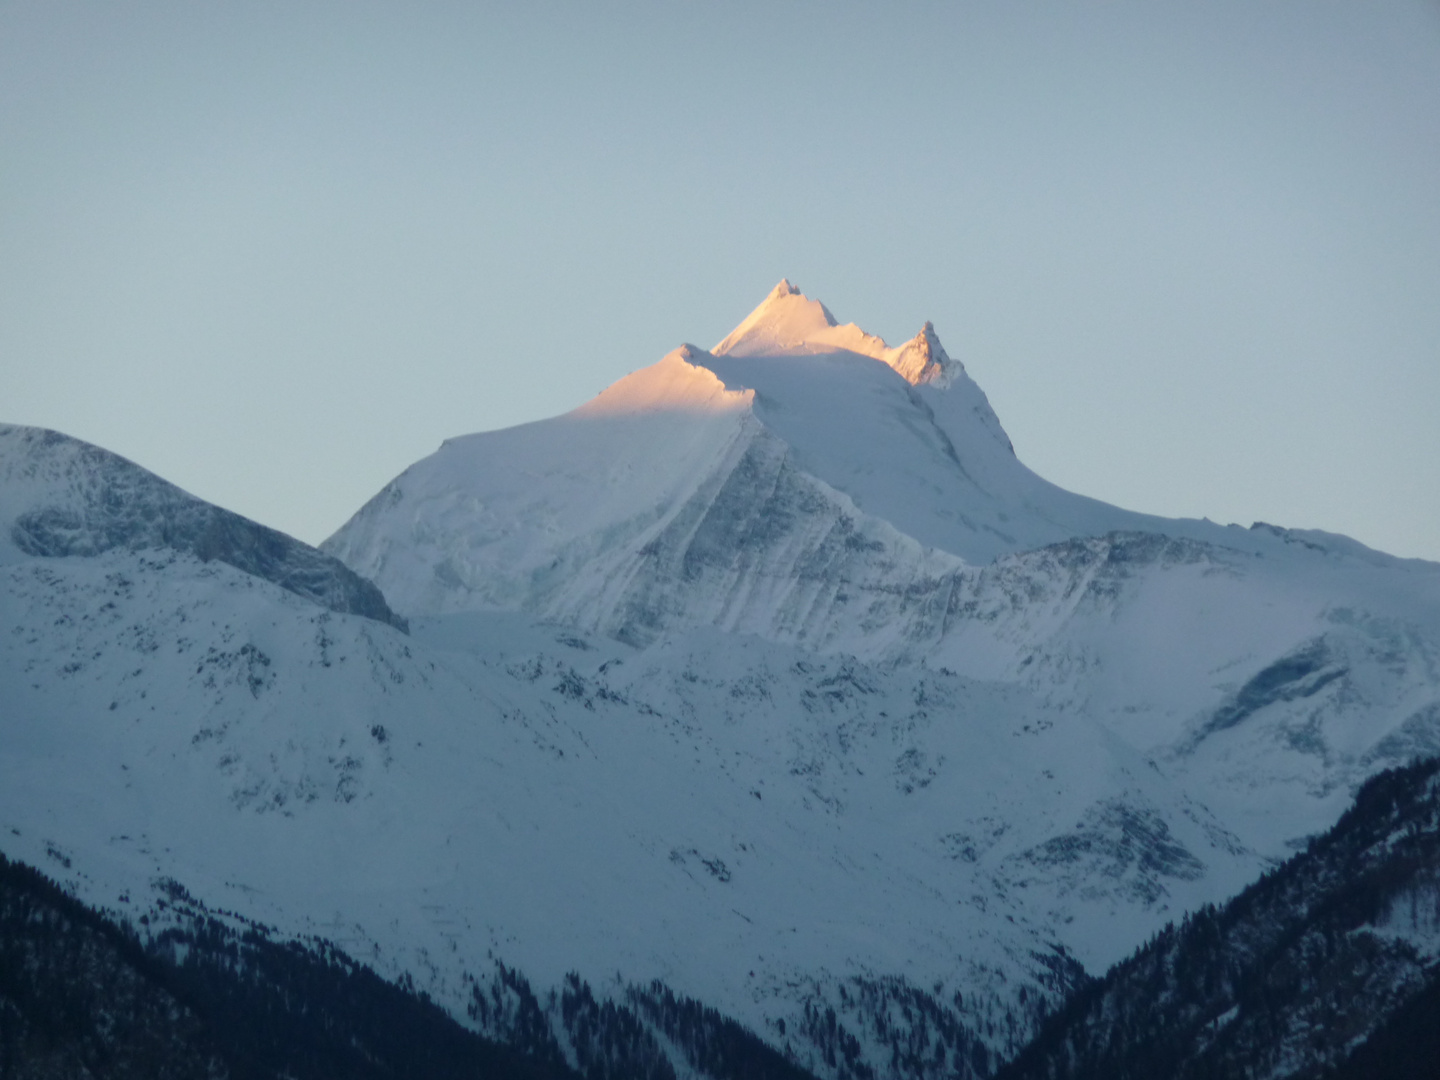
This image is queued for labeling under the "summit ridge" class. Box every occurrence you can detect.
[712,279,960,387]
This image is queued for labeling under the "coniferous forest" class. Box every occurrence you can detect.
[0,848,823,1080]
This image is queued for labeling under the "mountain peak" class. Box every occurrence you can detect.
[711,281,959,387]
[886,320,959,386]
[713,280,879,361]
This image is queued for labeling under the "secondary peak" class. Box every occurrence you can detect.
[882,321,958,387]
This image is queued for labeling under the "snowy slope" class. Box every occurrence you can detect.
[707,279,1174,562]
[5,516,1432,1078]
[0,494,1119,1076]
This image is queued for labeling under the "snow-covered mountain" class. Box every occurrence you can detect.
[3,282,1439,1080]
[326,281,1440,859]
[325,279,1209,627]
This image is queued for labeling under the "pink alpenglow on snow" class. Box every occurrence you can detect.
[712,278,958,386]
[572,345,752,417]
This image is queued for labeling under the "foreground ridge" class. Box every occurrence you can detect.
[0,847,828,1080]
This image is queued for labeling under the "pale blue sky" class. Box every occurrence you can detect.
[4,2,1439,560]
